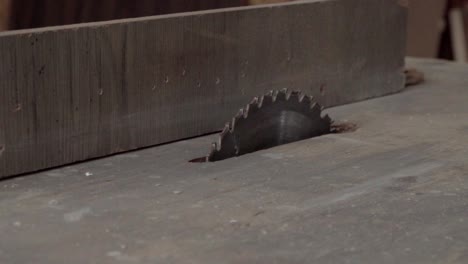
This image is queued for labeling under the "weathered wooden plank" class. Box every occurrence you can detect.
[0,0,407,178]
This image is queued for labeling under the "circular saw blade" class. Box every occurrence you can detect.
[207,89,331,162]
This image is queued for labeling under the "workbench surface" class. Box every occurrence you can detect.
[1,58,467,263]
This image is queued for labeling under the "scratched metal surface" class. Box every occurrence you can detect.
[0,58,467,263]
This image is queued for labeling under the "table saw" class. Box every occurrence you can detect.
[1,58,468,263]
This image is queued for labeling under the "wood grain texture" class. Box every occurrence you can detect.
[0,0,407,178]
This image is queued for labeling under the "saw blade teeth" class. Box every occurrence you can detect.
[211,142,218,152]
[301,95,312,106]
[243,104,250,118]
[276,89,288,101]
[272,90,280,102]
[249,96,259,106]
[280,88,292,98]
[261,94,274,107]
[257,95,265,108]
[232,108,244,130]
[310,102,321,113]
[231,117,237,131]
[235,108,245,120]
[221,123,230,135]
[288,90,302,101]
[298,92,307,103]
[285,90,293,100]
[219,124,230,147]
[247,97,261,116]
[231,108,243,123]
[322,114,332,124]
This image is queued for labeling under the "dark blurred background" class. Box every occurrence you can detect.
[6,0,247,29]
[0,0,468,61]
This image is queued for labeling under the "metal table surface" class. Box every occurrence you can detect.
[1,58,468,264]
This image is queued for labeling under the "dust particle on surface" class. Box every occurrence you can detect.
[63,207,92,223]
[107,251,121,257]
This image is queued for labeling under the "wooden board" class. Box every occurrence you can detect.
[1,58,467,263]
[0,0,407,178]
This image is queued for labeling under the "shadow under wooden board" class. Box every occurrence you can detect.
[0,0,407,179]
